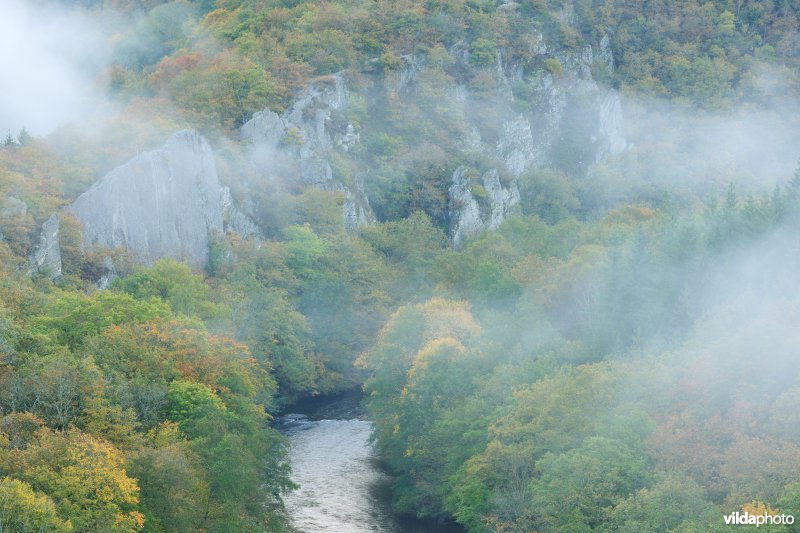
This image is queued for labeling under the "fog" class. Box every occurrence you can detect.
[0,0,108,136]
[3,1,800,530]
[613,89,800,192]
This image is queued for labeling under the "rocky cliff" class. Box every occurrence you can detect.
[29,213,62,278]
[30,130,258,277]
[450,167,520,250]
[436,24,626,244]
[239,11,627,247]
[69,130,225,267]
[241,74,374,230]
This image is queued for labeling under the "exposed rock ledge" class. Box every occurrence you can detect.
[241,73,374,230]
[30,130,258,277]
[449,166,520,250]
[29,214,62,278]
[70,130,224,268]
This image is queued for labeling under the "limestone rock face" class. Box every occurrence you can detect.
[463,22,624,175]
[240,12,626,247]
[70,130,256,268]
[497,115,538,178]
[482,169,520,231]
[29,214,62,278]
[283,74,346,187]
[220,186,260,239]
[597,89,627,159]
[395,54,425,94]
[241,73,375,229]
[336,124,360,152]
[240,109,286,149]
[444,24,626,247]
[28,131,258,278]
[96,257,118,290]
[449,167,520,250]
[598,34,615,71]
[449,167,484,250]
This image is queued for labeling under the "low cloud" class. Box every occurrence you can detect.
[0,0,108,136]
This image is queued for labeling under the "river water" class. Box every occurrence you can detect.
[279,393,463,533]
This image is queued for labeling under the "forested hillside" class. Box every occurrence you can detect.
[1,0,800,531]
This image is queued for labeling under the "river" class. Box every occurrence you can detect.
[278,392,464,533]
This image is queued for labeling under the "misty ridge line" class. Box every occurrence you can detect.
[2,0,798,206]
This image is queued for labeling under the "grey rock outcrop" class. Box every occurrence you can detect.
[96,257,118,290]
[450,167,484,250]
[449,167,520,250]
[241,73,375,229]
[445,27,623,247]
[242,75,346,187]
[241,11,625,247]
[29,214,62,278]
[69,130,257,268]
[240,108,286,149]
[443,29,625,190]
[449,41,471,67]
[70,130,222,267]
[497,115,538,178]
[597,89,627,159]
[598,34,615,70]
[336,124,360,152]
[396,54,425,94]
[482,169,520,231]
[221,186,259,239]
[344,176,374,232]
[284,74,347,187]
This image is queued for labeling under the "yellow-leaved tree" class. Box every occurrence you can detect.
[0,476,72,532]
[0,426,144,532]
[358,298,485,516]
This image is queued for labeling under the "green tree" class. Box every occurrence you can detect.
[529,437,651,531]
[130,425,209,533]
[114,259,221,319]
[16,128,31,147]
[603,472,721,533]
[166,380,226,436]
[31,290,170,349]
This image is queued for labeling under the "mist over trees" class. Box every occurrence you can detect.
[1,0,800,531]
